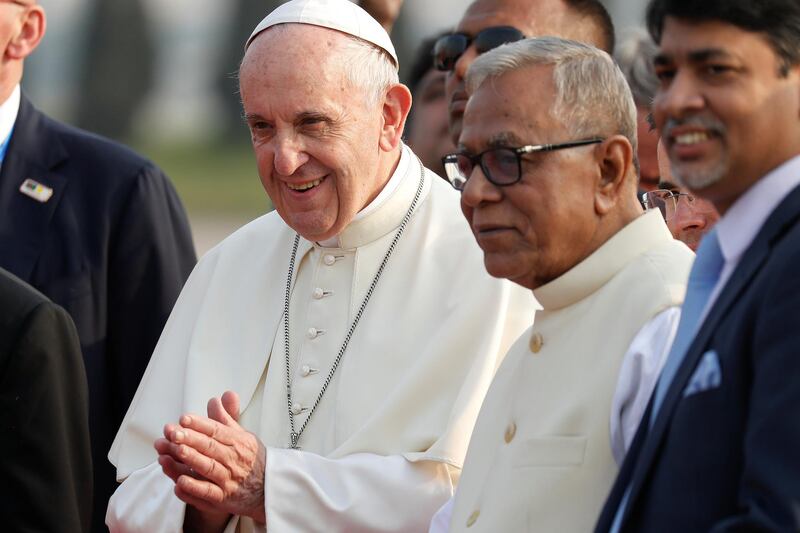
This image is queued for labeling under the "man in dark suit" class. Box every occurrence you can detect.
[0,267,92,532]
[0,2,196,530]
[596,0,800,531]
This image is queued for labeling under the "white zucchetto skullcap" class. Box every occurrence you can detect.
[245,0,398,68]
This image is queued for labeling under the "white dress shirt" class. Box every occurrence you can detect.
[704,155,800,319]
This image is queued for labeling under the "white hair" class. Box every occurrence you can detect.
[466,36,638,157]
[614,28,660,108]
[339,34,399,107]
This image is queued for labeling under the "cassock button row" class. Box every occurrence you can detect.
[323,254,336,266]
[529,332,544,353]
[466,510,480,528]
[312,287,325,299]
[291,402,303,415]
[504,422,517,443]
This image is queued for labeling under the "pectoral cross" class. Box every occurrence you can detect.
[290,432,300,449]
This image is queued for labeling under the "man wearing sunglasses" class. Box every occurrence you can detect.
[438,0,615,146]
[429,37,693,533]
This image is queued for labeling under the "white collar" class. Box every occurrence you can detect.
[716,154,800,265]
[317,143,410,248]
[0,84,21,144]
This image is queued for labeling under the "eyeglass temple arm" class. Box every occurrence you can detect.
[519,138,604,154]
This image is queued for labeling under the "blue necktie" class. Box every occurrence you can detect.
[608,228,724,533]
[651,227,724,421]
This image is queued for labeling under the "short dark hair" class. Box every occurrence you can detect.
[646,0,800,75]
[565,0,616,53]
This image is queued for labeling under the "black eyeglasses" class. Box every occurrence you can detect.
[433,26,525,71]
[442,138,604,191]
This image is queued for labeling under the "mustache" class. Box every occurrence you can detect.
[662,115,727,138]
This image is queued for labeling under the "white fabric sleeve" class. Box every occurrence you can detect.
[265,448,456,532]
[428,496,455,533]
[105,462,186,533]
[609,306,681,465]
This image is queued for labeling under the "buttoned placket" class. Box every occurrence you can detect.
[285,246,355,428]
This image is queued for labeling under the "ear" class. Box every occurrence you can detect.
[378,83,412,152]
[594,134,635,215]
[6,5,46,61]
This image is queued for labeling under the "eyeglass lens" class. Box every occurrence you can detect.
[434,26,525,71]
[448,148,520,189]
[645,191,712,221]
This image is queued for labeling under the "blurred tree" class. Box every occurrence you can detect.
[74,0,154,141]
[215,0,282,145]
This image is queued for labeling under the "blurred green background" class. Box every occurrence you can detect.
[29,0,647,254]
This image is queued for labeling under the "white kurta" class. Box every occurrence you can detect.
[446,211,694,533]
[106,145,535,532]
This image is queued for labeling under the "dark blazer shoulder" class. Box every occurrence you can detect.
[0,267,50,322]
[0,267,59,371]
[15,96,162,187]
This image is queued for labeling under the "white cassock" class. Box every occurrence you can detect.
[106,144,535,532]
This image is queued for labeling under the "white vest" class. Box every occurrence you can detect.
[449,211,693,533]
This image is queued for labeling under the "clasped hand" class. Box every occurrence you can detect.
[155,391,267,525]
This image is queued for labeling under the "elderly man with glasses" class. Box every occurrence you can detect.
[438,0,615,147]
[429,37,694,533]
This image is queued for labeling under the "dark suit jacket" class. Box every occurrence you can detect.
[0,95,196,532]
[0,267,92,532]
[596,183,800,532]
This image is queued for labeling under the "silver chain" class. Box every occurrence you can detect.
[283,158,425,449]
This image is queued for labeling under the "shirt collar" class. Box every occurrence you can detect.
[0,84,20,143]
[716,154,800,266]
[533,210,677,310]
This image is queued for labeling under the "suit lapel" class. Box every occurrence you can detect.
[620,183,800,525]
[0,95,68,281]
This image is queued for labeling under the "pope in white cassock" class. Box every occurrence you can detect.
[105,0,534,531]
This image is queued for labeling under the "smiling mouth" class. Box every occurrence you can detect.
[673,132,711,146]
[287,177,325,192]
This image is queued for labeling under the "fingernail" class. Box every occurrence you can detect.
[181,415,192,425]
[174,430,185,442]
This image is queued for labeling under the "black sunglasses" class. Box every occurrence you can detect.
[442,138,604,190]
[433,26,525,71]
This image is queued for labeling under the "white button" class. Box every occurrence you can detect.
[323,254,336,266]
[307,327,318,339]
[291,402,303,415]
[301,364,311,376]
[312,287,325,299]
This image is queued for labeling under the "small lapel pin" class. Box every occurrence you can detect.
[19,178,53,203]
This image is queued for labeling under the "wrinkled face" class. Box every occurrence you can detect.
[459,65,600,290]
[407,68,454,176]
[240,25,386,241]
[653,17,800,213]
[446,0,583,145]
[636,106,660,191]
